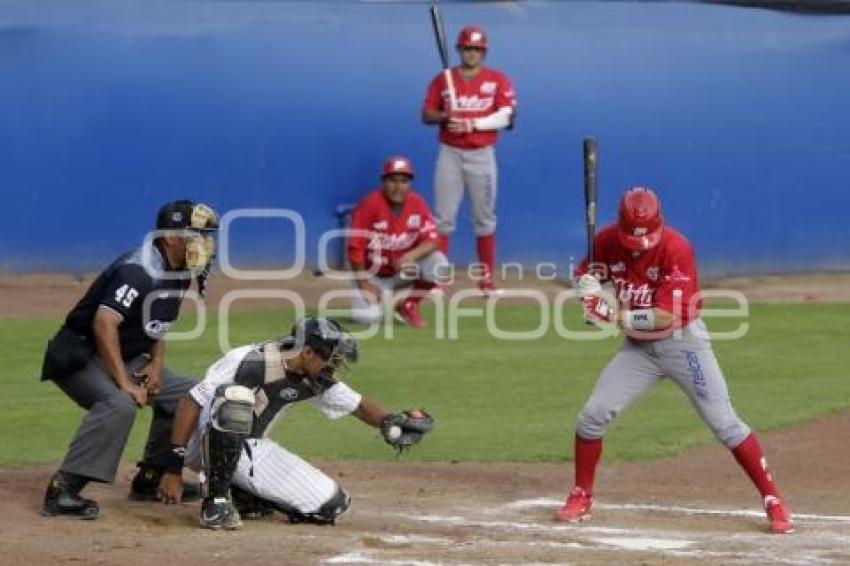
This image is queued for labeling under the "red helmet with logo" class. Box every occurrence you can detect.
[456,26,488,50]
[617,186,664,251]
[382,155,414,179]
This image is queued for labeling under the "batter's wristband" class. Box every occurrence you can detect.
[623,309,655,331]
[164,444,187,473]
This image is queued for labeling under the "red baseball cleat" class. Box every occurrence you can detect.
[764,496,794,534]
[394,300,426,328]
[555,487,593,523]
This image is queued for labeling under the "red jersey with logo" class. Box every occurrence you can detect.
[574,224,702,327]
[423,66,517,150]
[347,189,439,277]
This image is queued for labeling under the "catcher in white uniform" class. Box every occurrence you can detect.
[157,317,434,529]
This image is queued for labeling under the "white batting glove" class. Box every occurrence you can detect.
[575,273,602,298]
[447,117,474,134]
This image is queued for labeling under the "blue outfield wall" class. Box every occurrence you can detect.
[1,1,849,276]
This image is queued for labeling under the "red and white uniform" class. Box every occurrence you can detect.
[423,67,517,150]
[347,189,439,278]
[574,224,702,329]
[560,197,790,532]
[424,64,516,290]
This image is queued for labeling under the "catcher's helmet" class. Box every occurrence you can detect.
[382,156,414,179]
[456,26,487,50]
[617,186,664,251]
[282,317,359,370]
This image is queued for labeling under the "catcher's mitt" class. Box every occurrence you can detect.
[380,410,434,452]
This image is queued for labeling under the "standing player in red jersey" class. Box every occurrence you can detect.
[346,156,449,328]
[422,26,517,296]
[555,187,794,535]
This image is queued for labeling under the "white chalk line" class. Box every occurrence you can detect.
[326,500,850,566]
[324,512,837,566]
[392,509,850,564]
[324,552,450,566]
[377,534,454,546]
[506,497,850,524]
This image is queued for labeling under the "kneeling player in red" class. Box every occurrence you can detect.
[556,187,793,534]
[347,156,449,328]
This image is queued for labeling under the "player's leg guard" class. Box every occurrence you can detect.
[200,385,255,530]
[276,486,351,525]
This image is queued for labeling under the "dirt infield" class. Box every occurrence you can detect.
[3,410,850,565]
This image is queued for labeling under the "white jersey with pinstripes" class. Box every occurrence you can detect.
[184,345,362,514]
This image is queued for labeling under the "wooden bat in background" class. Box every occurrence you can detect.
[429,1,457,112]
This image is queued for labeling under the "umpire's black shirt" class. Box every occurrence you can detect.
[65,243,191,360]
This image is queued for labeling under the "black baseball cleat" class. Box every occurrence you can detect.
[41,471,99,520]
[200,496,242,530]
[128,463,201,503]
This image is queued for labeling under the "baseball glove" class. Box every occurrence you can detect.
[380,410,434,452]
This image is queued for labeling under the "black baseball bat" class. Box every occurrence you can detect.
[583,137,598,273]
[429,2,450,70]
[429,1,457,111]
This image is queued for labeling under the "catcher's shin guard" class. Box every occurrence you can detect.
[203,385,255,499]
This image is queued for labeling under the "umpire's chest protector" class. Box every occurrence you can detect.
[232,344,330,439]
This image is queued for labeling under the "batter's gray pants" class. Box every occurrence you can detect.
[576,319,751,448]
[53,354,196,483]
[433,143,497,236]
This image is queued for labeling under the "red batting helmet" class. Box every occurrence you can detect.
[617,186,664,251]
[382,155,414,179]
[456,26,488,50]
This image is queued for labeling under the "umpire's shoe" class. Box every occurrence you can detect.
[200,496,242,530]
[41,471,99,520]
[128,463,201,502]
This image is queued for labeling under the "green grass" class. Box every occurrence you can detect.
[2,303,849,467]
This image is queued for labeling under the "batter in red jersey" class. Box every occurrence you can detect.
[422,26,517,296]
[347,156,448,328]
[555,187,793,535]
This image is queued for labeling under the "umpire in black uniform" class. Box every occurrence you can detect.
[40,200,218,519]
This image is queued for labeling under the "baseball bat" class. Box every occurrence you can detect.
[583,137,598,274]
[429,1,457,112]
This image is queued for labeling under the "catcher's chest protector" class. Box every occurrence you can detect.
[233,344,332,439]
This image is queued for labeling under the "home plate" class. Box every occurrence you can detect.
[592,537,695,551]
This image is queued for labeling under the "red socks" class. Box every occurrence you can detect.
[476,234,496,280]
[574,435,603,495]
[732,433,780,499]
[572,432,779,501]
[406,279,436,306]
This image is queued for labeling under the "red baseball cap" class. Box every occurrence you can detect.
[382,156,415,179]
